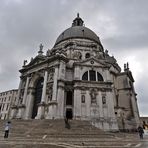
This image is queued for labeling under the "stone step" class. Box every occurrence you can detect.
[0,138,140,147]
[0,119,139,147]
[0,132,114,139]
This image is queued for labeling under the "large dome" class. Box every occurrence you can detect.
[54,14,101,46]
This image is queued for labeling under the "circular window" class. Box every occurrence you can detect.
[90,60,94,64]
[85,53,90,59]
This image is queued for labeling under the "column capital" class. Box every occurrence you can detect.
[54,64,60,68]
[47,100,58,106]
[21,74,31,80]
[18,104,26,108]
[40,68,48,72]
[11,105,18,109]
[38,102,46,106]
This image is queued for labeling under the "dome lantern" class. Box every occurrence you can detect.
[72,13,84,27]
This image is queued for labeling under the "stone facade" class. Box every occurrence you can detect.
[9,14,139,131]
[0,89,18,119]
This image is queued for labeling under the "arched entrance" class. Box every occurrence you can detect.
[66,91,73,119]
[32,77,44,119]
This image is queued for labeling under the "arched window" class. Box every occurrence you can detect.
[89,70,96,81]
[82,71,103,82]
[85,53,90,59]
[82,71,88,81]
[97,72,103,81]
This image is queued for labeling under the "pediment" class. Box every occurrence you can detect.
[75,57,107,67]
[27,56,46,67]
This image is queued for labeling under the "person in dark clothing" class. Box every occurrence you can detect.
[64,117,68,127]
[138,126,144,139]
[64,117,70,129]
[4,121,11,138]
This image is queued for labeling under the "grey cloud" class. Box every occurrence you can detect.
[0,0,148,115]
[136,76,148,116]
[102,33,148,51]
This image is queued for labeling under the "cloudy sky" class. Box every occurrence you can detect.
[0,0,148,116]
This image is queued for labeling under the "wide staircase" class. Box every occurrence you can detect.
[0,119,140,148]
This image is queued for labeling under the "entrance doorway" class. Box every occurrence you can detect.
[32,77,44,119]
[66,91,73,105]
[66,108,73,119]
[65,91,73,119]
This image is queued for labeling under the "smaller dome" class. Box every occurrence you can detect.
[54,14,101,46]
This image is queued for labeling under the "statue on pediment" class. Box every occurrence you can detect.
[23,60,27,66]
[46,49,51,56]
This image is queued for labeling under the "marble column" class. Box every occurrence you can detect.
[47,67,58,119]
[99,91,103,118]
[74,66,80,80]
[18,76,30,119]
[56,86,64,118]
[107,91,118,131]
[10,78,23,119]
[24,87,35,119]
[88,70,90,81]
[16,78,23,105]
[58,61,65,80]
[41,70,48,103]
[73,89,81,119]
[22,76,30,105]
[36,70,48,119]
[52,67,58,101]
[106,70,110,81]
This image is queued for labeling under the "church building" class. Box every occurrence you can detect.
[10,14,140,131]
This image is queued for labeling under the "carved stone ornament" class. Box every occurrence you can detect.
[96,52,104,59]
[73,51,82,60]
[81,95,85,103]
[102,95,106,104]
[46,83,53,102]
[90,88,97,104]
[48,68,55,81]
[90,60,94,64]
[19,90,24,104]
[49,72,54,81]
[19,96,23,105]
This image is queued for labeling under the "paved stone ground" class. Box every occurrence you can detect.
[0,136,147,148]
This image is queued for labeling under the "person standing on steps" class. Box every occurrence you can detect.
[64,117,71,129]
[64,117,68,128]
[138,125,144,139]
[4,121,11,138]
